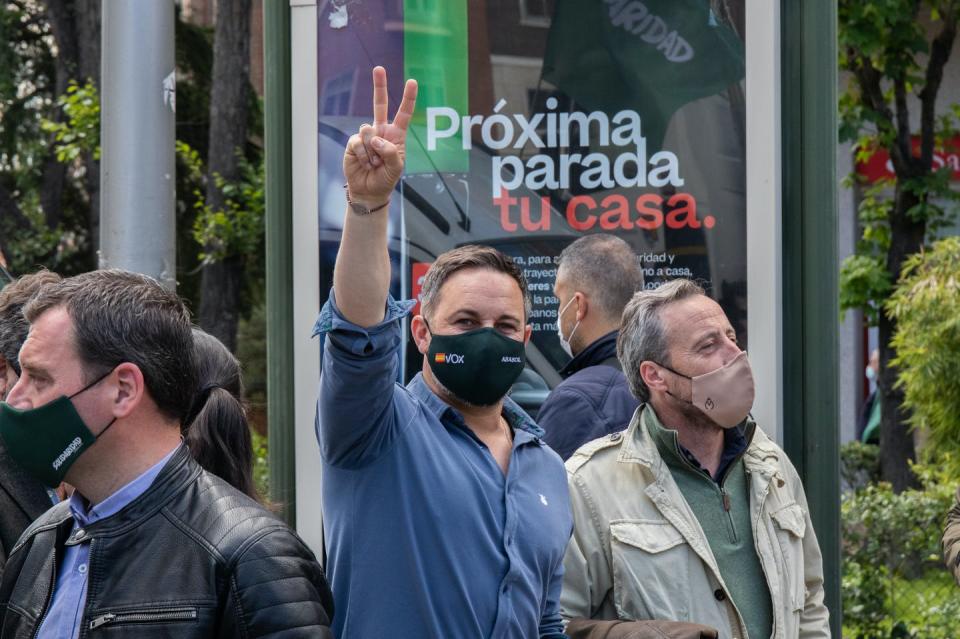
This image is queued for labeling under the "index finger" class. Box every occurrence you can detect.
[391,79,418,132]
[372,66,388,126]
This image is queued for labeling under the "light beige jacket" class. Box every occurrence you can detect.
[560,406,830,639]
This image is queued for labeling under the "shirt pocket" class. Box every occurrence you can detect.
[609,519,692,621]
[769,502,807,612]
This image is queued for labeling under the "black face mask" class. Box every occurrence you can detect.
[0,369,116,487]
[426,324,526,406]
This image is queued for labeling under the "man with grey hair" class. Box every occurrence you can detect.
[560,278,830,638]
[540,234,642,460]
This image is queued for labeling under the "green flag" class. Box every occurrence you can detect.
[404,0,469,174]
[543,0,745,152]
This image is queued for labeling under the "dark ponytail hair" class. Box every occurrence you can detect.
[184,328,260,502]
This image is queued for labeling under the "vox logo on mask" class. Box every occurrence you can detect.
[427,327,526,406]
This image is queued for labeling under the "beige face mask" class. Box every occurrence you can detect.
[658,351,755,428]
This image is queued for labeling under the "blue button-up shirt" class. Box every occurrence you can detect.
[36,445,181,639]
[315,292,572,639]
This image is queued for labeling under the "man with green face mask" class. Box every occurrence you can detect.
[0,269,63,577]
[314,66,573,639]
[0,270,333,638]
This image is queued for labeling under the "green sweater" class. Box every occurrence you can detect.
[645,408,773,639]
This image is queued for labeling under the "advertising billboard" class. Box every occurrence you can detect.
[315,0,748,398]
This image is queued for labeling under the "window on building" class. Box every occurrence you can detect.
[519,0,552,28]
[321,70,354,116]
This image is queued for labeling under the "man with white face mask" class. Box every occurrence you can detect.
[540,235,642,460]
[560,279,831,639]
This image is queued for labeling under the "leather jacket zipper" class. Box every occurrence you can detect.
[88,607,197,630]
[31,546,56,639]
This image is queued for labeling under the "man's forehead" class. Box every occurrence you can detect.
[436,269,525,311]
[662,296,732,342]
[19,307,75,361]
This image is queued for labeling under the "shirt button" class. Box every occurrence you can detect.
[714,589,726,601]
[78,564,87,574]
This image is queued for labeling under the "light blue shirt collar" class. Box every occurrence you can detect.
[68,443,181,527]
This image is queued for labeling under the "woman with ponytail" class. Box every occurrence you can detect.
[184,328,260,502]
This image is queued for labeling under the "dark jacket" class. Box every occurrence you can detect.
[0,441,53,576]
[539,331,640,460]
[0,446,333,638]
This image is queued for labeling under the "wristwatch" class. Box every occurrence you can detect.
[344,184,390,215]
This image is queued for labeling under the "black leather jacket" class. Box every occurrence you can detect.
[0,446,333,638]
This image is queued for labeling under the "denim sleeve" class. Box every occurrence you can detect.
[313,289,416,469]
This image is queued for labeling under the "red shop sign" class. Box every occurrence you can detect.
[857,136,960,182]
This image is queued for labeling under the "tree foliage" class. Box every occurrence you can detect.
[40,79,100,162]
[842,459,959,638]
[887,237,960,456]
[0,4,265,324]
[0,0,91,275]
[838,0,960,491]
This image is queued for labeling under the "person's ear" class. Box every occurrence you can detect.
[410,314,431,355]
[573,292,588,323]
[523,324,533,344]
[111,363,145,418]
[640,361,669,393]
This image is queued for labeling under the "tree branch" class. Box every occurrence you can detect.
[894,75,912,166]
[852,53,908,171]
[0,183,32,231]
[919,7,958,167]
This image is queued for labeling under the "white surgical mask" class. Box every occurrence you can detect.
[556,296,580,358]
[865,366,876,382]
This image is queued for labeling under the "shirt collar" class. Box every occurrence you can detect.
[559,330,619,378]
[70,443,182,527]
[407,373,545,441]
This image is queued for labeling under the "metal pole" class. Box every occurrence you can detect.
[264,0,296,526]
[99,0,176,288]
[781,0,841,633]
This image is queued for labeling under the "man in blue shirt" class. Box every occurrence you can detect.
[315,66,573,638]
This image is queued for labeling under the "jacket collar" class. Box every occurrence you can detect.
[619,404,782,482]
[560,330,619,378]
[645,409,753,482]
[59,446,201,542]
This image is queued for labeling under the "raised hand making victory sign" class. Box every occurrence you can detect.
[342,66,418,210]
[334,66,417,329]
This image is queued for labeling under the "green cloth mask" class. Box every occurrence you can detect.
[427,326,526,406]
[0,370,116,487]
